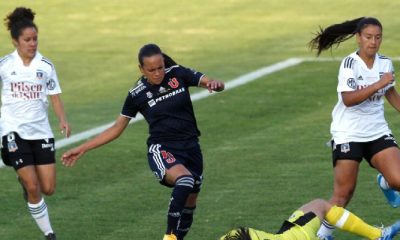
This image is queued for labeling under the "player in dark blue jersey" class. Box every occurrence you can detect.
[61,43,224,240]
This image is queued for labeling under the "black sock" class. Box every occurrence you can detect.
[177,206,196,240]
[166,175,194,235]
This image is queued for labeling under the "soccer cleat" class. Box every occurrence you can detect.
[163,234,177,240]
[377,174,400,208]
[45,233,57,240]
[379,220,400,239]
[17,176,28,202]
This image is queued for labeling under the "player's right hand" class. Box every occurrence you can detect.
[61,146,85,167]
[378,72,394,88]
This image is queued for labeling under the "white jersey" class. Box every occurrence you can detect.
[331,51,394,144]
[0,50,62,140]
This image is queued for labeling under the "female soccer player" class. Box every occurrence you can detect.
[309,17,400,239]
[61,43,224,240]
[0,7,71,240]
[220,198,400,240]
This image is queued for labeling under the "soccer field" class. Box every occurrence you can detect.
[1,1,400,239]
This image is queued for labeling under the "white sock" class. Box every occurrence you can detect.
[317,220,335,239]
[28,198,54,235]
[379,175,390,190]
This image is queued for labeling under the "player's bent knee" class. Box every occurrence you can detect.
[41,183,56,196]
[24,181,41,195]
[42,187,55,196]
[331,194,352,206]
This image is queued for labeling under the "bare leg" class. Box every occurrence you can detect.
[17,165,42,203]
[299,199,384,239]
[330,160,359,207]
[16,164,55,236]
[298,198,331,221]
[372,147,400,190]
[36,164,56,196]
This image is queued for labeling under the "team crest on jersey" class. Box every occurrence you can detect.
[347,78,357,89]
[47,79,56,90]
[36,70,45,80]
[341,143,350,153]
[168,78,179,89]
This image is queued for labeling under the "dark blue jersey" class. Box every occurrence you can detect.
[121,65,204,149]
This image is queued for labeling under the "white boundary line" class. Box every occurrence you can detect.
[54,57,304,150]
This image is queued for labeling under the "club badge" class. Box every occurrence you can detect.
[7,133,18,152]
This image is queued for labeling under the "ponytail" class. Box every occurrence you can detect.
[309,17,382,56]
[162,53,177,68]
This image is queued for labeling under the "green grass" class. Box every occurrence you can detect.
[1,1,400,239]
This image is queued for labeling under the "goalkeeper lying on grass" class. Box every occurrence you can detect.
[220,198,400,240]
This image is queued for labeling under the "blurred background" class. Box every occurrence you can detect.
[0,1,399,239]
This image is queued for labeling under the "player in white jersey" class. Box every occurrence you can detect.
[310,17,400,239]
[0,7,71,240]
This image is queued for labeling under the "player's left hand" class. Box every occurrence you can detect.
[61,146,85,167]
[60,120,71,138]
[207,80,225,93]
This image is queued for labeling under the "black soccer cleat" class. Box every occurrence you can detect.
[17,176,28,202]
[45,233,57,240]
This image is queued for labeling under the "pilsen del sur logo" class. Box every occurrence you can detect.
[11,82,43,100]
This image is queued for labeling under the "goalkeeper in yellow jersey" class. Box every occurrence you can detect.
[220,199,400,240]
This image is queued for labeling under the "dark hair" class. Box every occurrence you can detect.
[309,17,382,56]
[222,227,251,240]
[4,7,37,40]
[138,43,177,68]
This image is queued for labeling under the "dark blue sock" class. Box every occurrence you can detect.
[177,206,196,240]
[166,175,194,235]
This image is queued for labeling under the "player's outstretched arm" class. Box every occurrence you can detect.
[199,76,225,93]
[62,115,130,167]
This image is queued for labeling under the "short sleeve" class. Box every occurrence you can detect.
[337,60,357,93]
[180,66,205,87]
[121,93,140,118]
[46,67,62,95]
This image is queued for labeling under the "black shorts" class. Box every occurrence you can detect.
[277,211,318,234]
[147,141,203,193]
[1,132,56,170]
[332,134,398,167]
